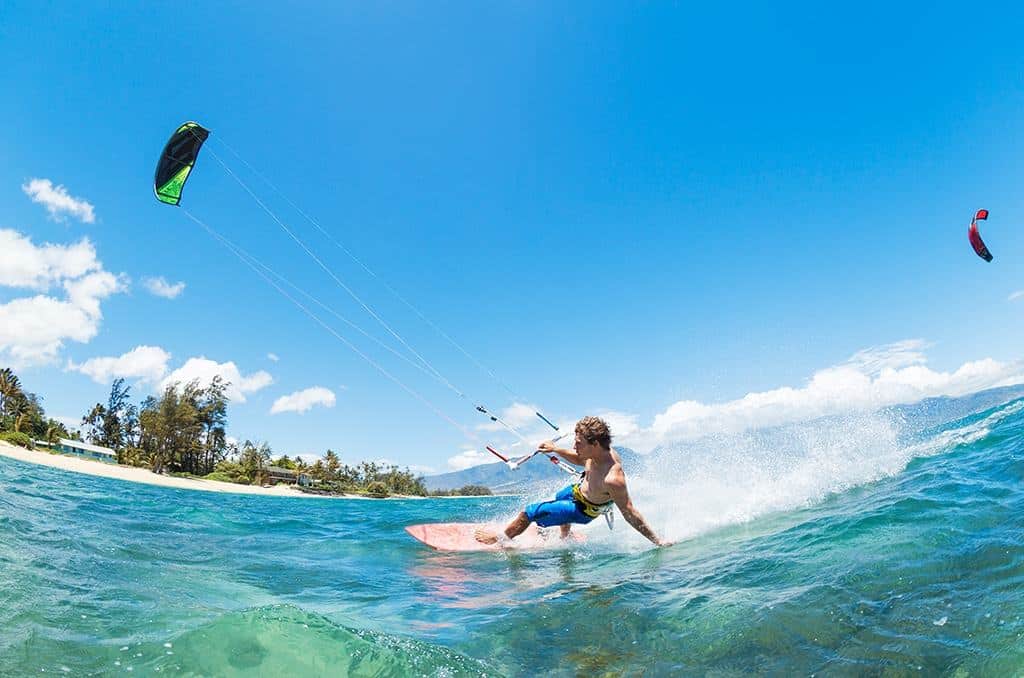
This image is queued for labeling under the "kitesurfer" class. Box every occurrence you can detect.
[475,416,670,547]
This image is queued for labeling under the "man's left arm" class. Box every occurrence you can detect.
[607,473,668,547]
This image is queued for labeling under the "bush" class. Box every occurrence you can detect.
[0,432,34,449]
[365,480,390,498]
[211,460,250,484]
[204,471,249,484]
[457,484,492,496]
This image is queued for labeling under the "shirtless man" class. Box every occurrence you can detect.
[475,416,669,547]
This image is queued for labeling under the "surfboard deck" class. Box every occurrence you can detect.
[405,522,586,552]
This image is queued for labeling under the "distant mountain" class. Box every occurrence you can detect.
[424,447,644,493]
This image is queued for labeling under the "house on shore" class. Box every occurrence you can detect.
[263,466,314,487]
[36,438,117,463]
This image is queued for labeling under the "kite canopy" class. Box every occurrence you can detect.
[968,208,993,262]
[154,122,209,205]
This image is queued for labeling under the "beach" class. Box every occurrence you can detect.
[0,440,334,498]
[0,442,501,500]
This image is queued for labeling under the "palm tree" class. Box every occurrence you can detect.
[0,368,24,425]
[44,422,64,447]
[324,449,341,480]
[9,395,30,433]
[238,440,271,484]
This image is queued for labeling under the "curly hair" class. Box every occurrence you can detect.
[575,416,612,449]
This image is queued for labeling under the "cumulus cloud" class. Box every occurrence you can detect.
[68,345,172,384]
[0,231,127,366]
[143,277,185,299]
[160,357,273,402]
[270,386,336,415]
[0,229,100,289]
[447,447,495,471]
[22,178,96,223]
[267,353,280,362]
[1009,290,1024,302]
[614,340,1024,452]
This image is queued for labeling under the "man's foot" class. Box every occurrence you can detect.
[474,528,500,545]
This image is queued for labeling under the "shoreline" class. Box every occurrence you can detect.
[0,441,365,499]
[0,441,507,500]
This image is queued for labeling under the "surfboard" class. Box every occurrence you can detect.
[405,522,586,552]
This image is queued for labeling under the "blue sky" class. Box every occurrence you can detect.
[2,2,1023,473]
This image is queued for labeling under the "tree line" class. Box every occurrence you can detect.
[429,485,493,496]
[210,448,428,497]
[0,368,435,497]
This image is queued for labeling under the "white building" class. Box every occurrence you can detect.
[37,438,117,463]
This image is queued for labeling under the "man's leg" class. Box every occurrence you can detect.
[475,511,530,545]
[559,524,572,539]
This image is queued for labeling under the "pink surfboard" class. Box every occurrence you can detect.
[405,522,586,552]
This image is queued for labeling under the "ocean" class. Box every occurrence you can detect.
[2,389,1024,676]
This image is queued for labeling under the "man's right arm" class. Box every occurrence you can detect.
[538,441,581,465]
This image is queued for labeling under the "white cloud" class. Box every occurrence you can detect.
[143,277,185,299]
[0,229,99,290]
[270,386,336,415]
[22,178,96,223]
[63,271,124,318]
[267,353,280,362]
[160,357,273,402]
[1009,290,1024,302]
[615,340,1024,452]
[68,345,171,384]
[447,447,495,471]
[0,296,98,365]
[0,231,127,366]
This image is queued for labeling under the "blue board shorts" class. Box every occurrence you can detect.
[524,484,596,528]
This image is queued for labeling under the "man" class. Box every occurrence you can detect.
[475,416,669,547]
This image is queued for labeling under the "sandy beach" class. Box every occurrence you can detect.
[0,441,345,499]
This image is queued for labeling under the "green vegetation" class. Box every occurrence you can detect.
[429,485,493,496]
[0,367,450,499]
[81,377,229,474]
[365,481,389,498]
[0,367,75,444]
[0,431,34,449]
[296,456,427,497]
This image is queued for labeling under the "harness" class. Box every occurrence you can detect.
[571,482,613,518]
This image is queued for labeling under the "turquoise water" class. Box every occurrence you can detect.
[3,392,1024,676]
